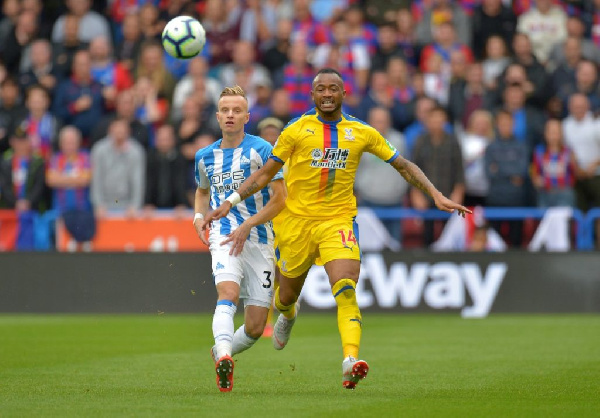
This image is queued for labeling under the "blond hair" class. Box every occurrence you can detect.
[220,85,247,100]
[467,110,494,139]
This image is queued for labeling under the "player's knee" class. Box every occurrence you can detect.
[244,318,266,338]
[277,288,298,306]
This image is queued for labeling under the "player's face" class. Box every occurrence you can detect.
[311,73,345,118]
[216,95,249,134]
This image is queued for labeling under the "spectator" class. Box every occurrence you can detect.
[0,0,20,47]
[516,0,567,65]
[46,126,95,250]
[90,89,150,150]
[290,0,331,48]
[257,117,284,145]
[363,0,409,26]
[532,118,578,208]
[248,81,273,135]
[176,94,219,164]
[270,88,292,126]
[485,110,529,247]
[459,110,494,206]
[355,106,407,241]
[562,94,600,213]
[395,8,418,68]
[15,85,60,161]
[448,62,490,130]
[0,127,47,212]
[115,12,143,72]
[482,35,511,90]
[500,84,546,157]
[52,50,104,140]
[310,0,348,23]
[419,21,473,74]
[132,76,168,148]
[171,56,221,122]
[219,40,271,107]
[91,118,145,217]
[371,22,405,74]
[281,41,313,118]
[404,96,452,157]
[139,3,162,41]
[51,0,111,44]
[558,60,600,116]
[23,0,52,41]
[89,36,134,109]
[551,37,582,98]
[585,0,600,50]
[411,106,465,245]
[311,16,370,99]
[202,0,242,66]
[18,39,60,96]
[415,0,472,47]
[135,40,176,103]
[387,56,415,124]
[549,16,600,68]
[0,77,27,155]
[144,125,188,213]
[344,5,378,57]
[355,70,411,133]
[510,33,551,110]
[52,14,88,80]
[471,0,517,60]
[1,10,38,74]
[239,0,278,50]
[263,18,293,79]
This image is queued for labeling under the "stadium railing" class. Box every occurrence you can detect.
[369,207,591,250]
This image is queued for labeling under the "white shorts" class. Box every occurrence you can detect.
[209,237,275,309]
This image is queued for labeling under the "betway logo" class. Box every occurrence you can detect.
[300,254,507,318]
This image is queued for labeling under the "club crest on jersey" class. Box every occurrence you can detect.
[344,128,355,141]
[310,148,349,169]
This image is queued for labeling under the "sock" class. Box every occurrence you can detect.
[332,279,361,359]
[212,299,237,358]
[274,287,296,320]
[232,325,258,355]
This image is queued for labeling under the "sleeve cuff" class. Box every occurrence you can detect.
[270,155,284,164]
[386,151,400,163]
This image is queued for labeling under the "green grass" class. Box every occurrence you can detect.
[1,314,599,417]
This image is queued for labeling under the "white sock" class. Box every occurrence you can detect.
[212,300,237,358]
[232,325,258,356]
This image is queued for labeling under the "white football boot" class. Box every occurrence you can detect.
[342,356,369,389]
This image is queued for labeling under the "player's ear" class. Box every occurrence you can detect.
[342,89,346,98]
[245,111,250,124]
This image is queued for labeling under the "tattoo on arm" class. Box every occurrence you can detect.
[239,181,260,200]
[391,157,437,198]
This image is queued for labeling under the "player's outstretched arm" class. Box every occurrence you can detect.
[202,158,284,227]
[193,186,211,245]
[390,155,472,217]
[221,178,287,255]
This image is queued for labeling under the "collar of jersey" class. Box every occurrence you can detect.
[317,115,342,125]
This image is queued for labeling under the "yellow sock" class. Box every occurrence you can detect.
[332,279,361,359]
[274,287,296,320]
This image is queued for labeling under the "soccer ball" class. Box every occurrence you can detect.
[162,16,206,59]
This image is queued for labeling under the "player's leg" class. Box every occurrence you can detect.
[231,305,268,355]
[261,277,279,338]
[317,217,368,389]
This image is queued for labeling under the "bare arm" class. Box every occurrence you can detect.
[221,179,287,255]
[390,155,441,199]
[193,187,211,245]
[390,155,471,216]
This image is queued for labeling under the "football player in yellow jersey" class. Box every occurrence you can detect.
[202,68,471,389]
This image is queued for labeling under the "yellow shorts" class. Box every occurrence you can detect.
[273,211,361,278]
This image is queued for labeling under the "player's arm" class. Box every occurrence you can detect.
[193,186,211,246]
[221,178,287,255]
[390,155,471,217]
[202,158,284,226]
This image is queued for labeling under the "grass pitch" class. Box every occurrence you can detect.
[1,314,599,417]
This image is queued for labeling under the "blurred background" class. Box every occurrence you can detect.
[0,0,599,315]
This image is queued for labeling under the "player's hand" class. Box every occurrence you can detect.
[220,222,251,256]
[433,194,472,218]
[204,202,232,224]
[194,218,210,246]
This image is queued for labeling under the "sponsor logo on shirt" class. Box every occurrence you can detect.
[310,148,350,169]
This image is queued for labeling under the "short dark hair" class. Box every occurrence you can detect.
[314,67,343,81]
[495,109,513,120]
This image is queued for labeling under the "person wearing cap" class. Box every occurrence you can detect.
[257,117,284,146]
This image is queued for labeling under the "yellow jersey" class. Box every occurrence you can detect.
[270,108,400,219]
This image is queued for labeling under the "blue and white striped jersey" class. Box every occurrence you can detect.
[195,133,284,245]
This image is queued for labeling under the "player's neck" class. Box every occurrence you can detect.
[317,109,342,122]
[221,131,245,148]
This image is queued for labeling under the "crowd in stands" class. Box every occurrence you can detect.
[0,0,599,249]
